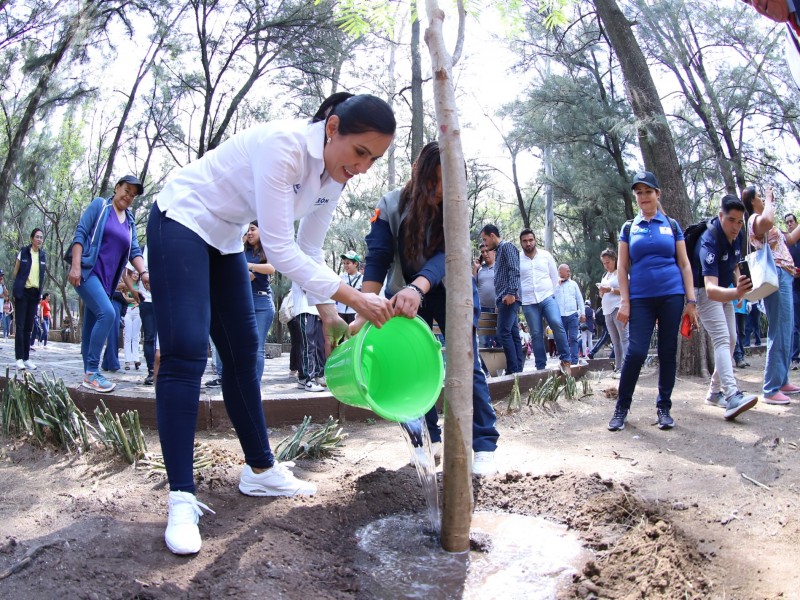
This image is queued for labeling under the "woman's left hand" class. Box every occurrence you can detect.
[391,287,421,318]
[684,302,700,331]
[141,272,150,291]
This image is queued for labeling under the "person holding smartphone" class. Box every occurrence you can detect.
[693,194,758,420]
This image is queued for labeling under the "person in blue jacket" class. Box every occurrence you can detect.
[66,175,149,393]
[12,228,46,370]
[356,141,500,476]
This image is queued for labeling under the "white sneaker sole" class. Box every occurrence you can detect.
[238,483,316,497]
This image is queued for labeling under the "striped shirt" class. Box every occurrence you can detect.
[494,240,521,304]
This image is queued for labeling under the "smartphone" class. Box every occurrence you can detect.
[680,313,693,339]
[738,259,751,281]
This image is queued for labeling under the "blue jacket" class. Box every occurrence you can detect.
[365,187,480,326]
[13,245,46,299]
[66,197,143,288]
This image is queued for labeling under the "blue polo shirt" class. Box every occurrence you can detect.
[698,218,743,289]
[620,211,685,299]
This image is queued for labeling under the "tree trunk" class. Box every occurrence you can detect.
[424,0,472,554]
[410,0,424,162]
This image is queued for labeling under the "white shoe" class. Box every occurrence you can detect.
[315,376,327,387]
[165,491,214,555]
[239,463,317,497]
[23,360,36,370]
[302,379,325,392]
[431,441,442,466]
[472,451,499,476]
[16,359,25,370]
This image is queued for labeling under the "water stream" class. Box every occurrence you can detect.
[398,416,440,535]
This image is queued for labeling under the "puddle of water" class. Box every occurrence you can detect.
[356,511,591,599]
[398,416,440,535]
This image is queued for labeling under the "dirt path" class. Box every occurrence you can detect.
[0,354,797,599]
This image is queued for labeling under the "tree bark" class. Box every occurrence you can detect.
[424,0,472,554]
[410,0,424,162]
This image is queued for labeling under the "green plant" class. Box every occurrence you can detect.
[275,416,348,461]
[141,442,216,474]
[94,401,148,464]
[507,375,522,411]
[1,370,93,453]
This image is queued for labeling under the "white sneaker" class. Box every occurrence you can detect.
[302,379,325,392]
[15,359,25,370]
[315,376,327,387]
[165,491,214,555]
[473,451,499,476]
[431,441,443,466]
[23,360,37,370]
[239,463,317,497]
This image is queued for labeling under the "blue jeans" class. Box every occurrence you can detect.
[139,301,157,373]
[148,205,273,494]
[418,294,499,452]
[745,305,762,346]
[75,275,116,373]
[763,268,794,396]
[253,293,275,381]
[734,312,746,363]
[496,300,523,374]
[615,294,684,413]
[561,313,580,364]
[2,314,11,338]
[521,296,570,369]
[101,299,122,371]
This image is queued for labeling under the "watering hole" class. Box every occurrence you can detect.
[355,512,590,599]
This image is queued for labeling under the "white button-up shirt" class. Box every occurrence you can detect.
[519,248,559,305]
[156,119,343,305]
[554,278,584,317]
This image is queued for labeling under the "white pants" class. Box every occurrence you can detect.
[123,306,141,364]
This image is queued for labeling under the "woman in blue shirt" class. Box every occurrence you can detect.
[244,220,276,382]
[608,171,698,432]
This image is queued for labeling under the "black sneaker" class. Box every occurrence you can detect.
[608,409,628,431]
[657,408,674,430]
[735,360,748,369]
[205,378,221,388]
[144,371,154,386]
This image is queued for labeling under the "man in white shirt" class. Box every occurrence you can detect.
[518,229,571,372]
[554,263,585,365]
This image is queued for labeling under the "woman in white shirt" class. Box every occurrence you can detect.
[598,247,629,374]
[147,92,396,556]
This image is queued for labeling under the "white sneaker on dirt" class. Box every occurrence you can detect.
[239,463,317,497]
[472,451,498,476]
[23,360,37,370]
[15,359,25,370]
[165,491,214,555]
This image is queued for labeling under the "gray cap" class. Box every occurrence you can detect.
[116,175,144,196]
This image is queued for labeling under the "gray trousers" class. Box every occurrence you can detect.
[696,288,738,398]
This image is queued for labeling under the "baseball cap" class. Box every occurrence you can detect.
[585,300,590,305]
[116,175,144,196]
[630,171,660,191]
[340,250,361,263]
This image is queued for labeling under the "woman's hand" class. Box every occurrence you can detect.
[391,287,422,318]
[683,302,700,330]
[68,266,81,287]
[617,300,630,325]
[140,272,150,291]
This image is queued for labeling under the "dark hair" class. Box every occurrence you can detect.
[30,228,43,240]
[400,141,443,270]
[312,93,396,136]
[741,185,758,215]
[480,224,500,238]
[720,194,745,214]
[42,292,50,300]
[600,247,617,266]
[519,228,535,241]
[785,213,797,223]
[244,220,265,263]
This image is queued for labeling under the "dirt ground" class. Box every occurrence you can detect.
[0,352,798,600]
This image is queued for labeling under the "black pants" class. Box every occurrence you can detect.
[139,301,157,373]
[15,288,39,361]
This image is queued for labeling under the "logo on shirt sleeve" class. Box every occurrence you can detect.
[369,208,381,223]
[705,252,716,264]
[293,184,301,193]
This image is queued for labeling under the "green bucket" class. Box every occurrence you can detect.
[325,316,444,422]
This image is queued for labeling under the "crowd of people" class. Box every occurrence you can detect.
[4,91,797,558]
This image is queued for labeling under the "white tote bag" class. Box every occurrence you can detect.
[743,232,779,302]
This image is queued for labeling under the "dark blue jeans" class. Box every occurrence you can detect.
[148,205,273,494]
[253,293,275,381]
[139,301,157,373]
[561,312,580,364]
[418,294,499,452]
[615,294,684,413]
[792,287,800,362]
[496,300,523,374]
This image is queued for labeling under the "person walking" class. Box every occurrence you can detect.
[479,224,524,375]
[12,228,46,370]
[580,301,594,358]
[38,292,51,347]
[784,212,800,370]
[146,92,395,555]
[360,141,500,475]
[67,175,148,393]
[123,269,142,371]
[693,194,758,420]
[742,185,800,404]
[608,171,699,431]
[335,251,362,325]
[2,297,12,340]
[597,248,628,374]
